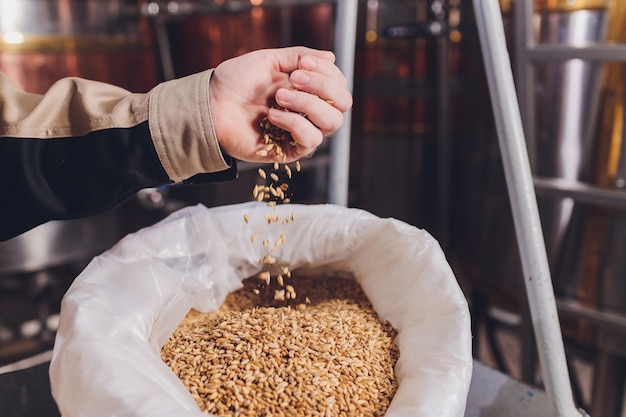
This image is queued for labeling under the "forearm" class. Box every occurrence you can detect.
[0,125,170,241]
[0,71,235,241]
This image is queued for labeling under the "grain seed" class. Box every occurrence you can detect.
[161,274,399,417]
[274,289,285,301]
[258,271,270,282]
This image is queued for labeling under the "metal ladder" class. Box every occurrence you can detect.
[471,1,583,415]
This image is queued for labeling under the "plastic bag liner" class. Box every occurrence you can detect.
[50,202,473,417]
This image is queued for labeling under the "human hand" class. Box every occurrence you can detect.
[208,46,353,163]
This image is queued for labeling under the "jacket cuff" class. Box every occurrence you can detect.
[148,69,231,183]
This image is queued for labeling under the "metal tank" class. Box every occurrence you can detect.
[467,1,610,296]
[0,0,156,93]
[532,0,611,294]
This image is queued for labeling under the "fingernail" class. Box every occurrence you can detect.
[277,88,296,103]
[291,70,310,85]
[300,56,317,70]
[268,107,284,119]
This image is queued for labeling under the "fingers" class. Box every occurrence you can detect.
[264,51,352,161]
[281,54,352,141]
[289,55,352,114]
[274,89,343,135]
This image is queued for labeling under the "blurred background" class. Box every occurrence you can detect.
[0,1,625,416]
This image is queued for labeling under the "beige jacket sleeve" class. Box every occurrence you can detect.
[0,70,231,183]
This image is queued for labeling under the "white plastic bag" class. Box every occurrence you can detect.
[50,202,472,417]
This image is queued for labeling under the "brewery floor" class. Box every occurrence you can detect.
[475,315,626,417]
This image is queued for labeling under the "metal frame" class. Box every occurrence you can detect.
[469,0,583,416]
[328,0,358,206]
[514,0,626,206]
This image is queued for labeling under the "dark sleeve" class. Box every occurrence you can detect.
[0,122,236,242]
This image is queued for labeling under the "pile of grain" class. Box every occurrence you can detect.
[161,273,399,417]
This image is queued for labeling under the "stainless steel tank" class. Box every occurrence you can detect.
[0,210,129,276]
[533,0,610,281]
[0,0,137,36]
[0,0,156,93]
[456,0,613,337]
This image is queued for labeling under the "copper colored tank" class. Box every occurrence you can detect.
[0,0,157,94]
[155,0,335,78]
